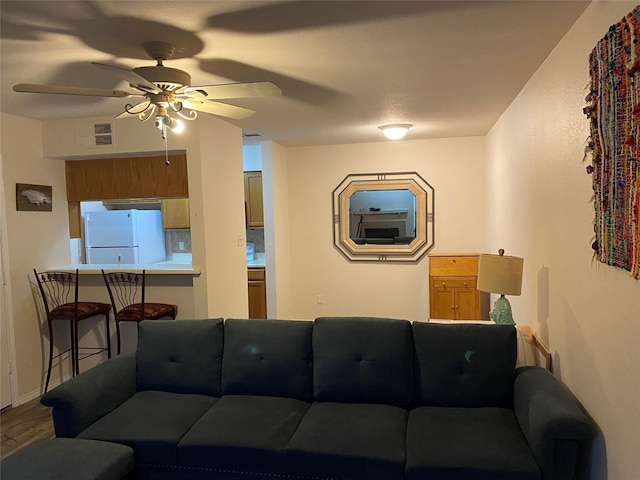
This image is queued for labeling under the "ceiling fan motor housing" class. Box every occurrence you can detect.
[133,66,191,91]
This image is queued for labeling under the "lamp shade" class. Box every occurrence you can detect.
[477,253,524,296]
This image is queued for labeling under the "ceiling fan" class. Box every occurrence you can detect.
[13,41,282,137]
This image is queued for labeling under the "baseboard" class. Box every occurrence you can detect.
[17,374,71,406]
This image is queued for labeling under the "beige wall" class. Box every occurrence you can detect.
[195,115,248,319]
[283,137,487,320]
[1,113,72,400]
[3,4,639,474]
[2,112,248,401]
[262,141,294,319]
[486,2,640,478]
[40,113,248,320]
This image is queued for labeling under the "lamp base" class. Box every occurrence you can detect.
[489,295,515,325]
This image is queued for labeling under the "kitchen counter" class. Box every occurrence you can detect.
[247,253,265,267]
[49,263,201,275]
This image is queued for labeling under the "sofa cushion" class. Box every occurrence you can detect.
[222,319,313,401]
[137,318,224,396]
[178,395,310,477]
[412,323,516,408]
[77,390,217,466]
[406,406,540,480]
[286,402,407,480]
[313,317,413,406]
[1,438,134,480]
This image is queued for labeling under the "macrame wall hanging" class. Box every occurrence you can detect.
[584,7,640,279]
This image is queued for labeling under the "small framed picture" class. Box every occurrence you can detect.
[16,183,52,212]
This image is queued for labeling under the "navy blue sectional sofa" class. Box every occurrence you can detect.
[41,317,596,480]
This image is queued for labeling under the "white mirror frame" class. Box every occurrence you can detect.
[332,172,435,262]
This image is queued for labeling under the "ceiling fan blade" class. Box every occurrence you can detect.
[13,83,137,98]
[181,81,281,100]
[181,99,255,119]
[91,62,161,94]
[114,99,152,119]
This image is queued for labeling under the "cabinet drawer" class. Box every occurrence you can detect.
[432,277,477,290]
[429,255,478,276]
[248,268,265,281]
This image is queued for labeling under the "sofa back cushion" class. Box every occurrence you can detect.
[412,323,516,408]
[313,317,413,406]
[137,318,224,396]
[222,319,313,401]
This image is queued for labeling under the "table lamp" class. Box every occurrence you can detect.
[477,249,524,325]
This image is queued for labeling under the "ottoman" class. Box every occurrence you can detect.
[1,438,134,480]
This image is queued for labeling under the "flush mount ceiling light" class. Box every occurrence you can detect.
[379,123,412,140]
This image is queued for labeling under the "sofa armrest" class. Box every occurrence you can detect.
[514,366,596,480]
[41,354,136,438]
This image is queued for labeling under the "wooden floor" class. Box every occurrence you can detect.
[1,397,54,459]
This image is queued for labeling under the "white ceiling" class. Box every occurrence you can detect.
[0,1,590,147]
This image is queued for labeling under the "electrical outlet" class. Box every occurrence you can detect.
[178,241,185,251]
[316,295,324,305]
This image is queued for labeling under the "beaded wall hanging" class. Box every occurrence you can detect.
[584,7,640,279]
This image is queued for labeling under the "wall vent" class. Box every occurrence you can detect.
[75,121,114,148]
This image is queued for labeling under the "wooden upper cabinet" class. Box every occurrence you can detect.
[161,198,190,229]
[65,154,188,201]
[244,171,264,228]
[68,201,81,238]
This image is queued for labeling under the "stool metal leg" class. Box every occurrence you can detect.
[105,313,111,358]
[44,319,54,394]
[116,319,122,355]
[72,319,80,377]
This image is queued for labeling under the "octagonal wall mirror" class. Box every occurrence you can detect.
[332,172,435,262]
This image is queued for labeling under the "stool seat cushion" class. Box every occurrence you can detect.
[117,302,177,321]
[49,302,111,321]
[1,438,133,480]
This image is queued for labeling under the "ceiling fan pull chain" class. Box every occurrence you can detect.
[163,126,170,166]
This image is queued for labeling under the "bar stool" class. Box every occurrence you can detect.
[33,269,111,393]
[102,269,178,354]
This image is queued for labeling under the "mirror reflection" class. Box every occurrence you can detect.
[349,190,416,244]
[332,172,435,262]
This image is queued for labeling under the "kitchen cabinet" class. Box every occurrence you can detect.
[428,254,488,320]
[65,154,188,201]
[68,201,81,238]
[244,171,264,228]
[161,198,190,229]
[248,267,267,319]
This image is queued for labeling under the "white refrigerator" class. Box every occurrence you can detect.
[84,210,166,264]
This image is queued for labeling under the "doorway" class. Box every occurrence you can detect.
[0,155,14,409]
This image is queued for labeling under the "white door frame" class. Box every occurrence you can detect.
[0,153,19,408]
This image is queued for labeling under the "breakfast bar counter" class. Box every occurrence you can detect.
[48,263,201,275]
[43,264,200,356]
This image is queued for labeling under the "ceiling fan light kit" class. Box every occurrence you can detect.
[379,123,412,140]
[12,41,281,139]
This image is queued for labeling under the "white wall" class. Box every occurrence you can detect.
[486,2,640,479]
[284,137,487,320]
